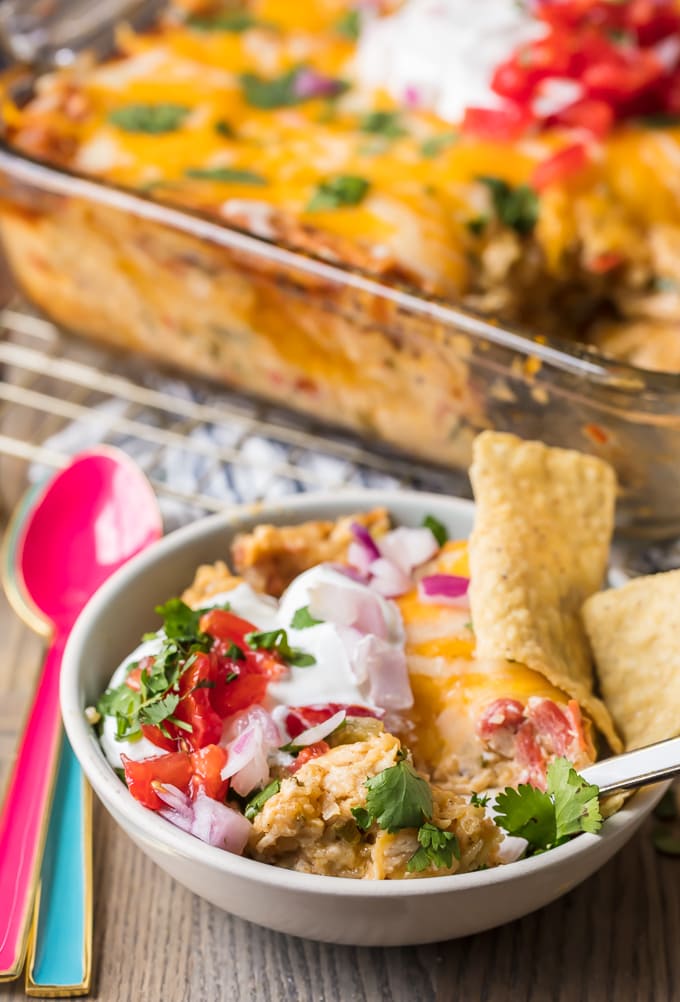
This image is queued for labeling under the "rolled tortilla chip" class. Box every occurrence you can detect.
[468,431,622,752]
[583,569,680,749]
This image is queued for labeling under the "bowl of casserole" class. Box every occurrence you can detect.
[4,0,680,536]
[60,434,675,944]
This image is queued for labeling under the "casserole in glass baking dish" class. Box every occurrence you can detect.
[1,0,680,537]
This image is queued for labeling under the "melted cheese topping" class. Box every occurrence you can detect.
[397,540,569,773]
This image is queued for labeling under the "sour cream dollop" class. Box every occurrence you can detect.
[355,0,545,123]
[100,565,411,769]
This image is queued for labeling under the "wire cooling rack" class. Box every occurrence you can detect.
[0,299,465,525]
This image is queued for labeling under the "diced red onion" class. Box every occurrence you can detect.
[368,557,411,598]
[221,722,272,795]
[418,574,469,603]
[351,635,413,711]
[308,576,391,639]
[293,68,346,99]
[157,787,251,853]
[378,527,439,575]
[221,704,282,747]
[291,709,346,747]
[328,561,370,584]
[350,521,381,563]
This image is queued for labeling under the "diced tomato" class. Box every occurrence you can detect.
[189,744,229,800]
[477,698,525,740]
[201,607,288,679]
[289,741,330,773]
[141,723,178,752]
[526,698,575,757]
[199,607,255,646]
[515,721,547,790]
[285,703,378,739]
[582,51,663,105]
[566,699,594,757]
[174,651,223,751]
[125,666,142,692]
[531,143,589,190]
[462,103,534,142]
[210,670,268,718]
[548,97,614,138]
[588,251,624,274]
[122,751,192,810]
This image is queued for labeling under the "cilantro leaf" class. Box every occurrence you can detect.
[406,822,460,872]
[422,514,448,547]
[140,692,180,726]
[477,176,539,236]
[108,104,190,134]
[240,67,346,110]
[245,627,316,667]
[470,792,489,808]
[351,806,372,830]
[359,111,407,139]
[154,598,208,643]
[420,133,458,158]
[185,167,266,185]
[307,175,370,212]
[493,784,557,849]
[494,758,602,852]
[225,642,245,661]
[548,757,602,840]
[335,9,361,40]
[214,119,235,138]
[291,605,323,629]
[187,10,260,32]
[244,779,281,820]
[362,760,433,833]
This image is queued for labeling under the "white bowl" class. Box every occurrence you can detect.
[61,489,666,946]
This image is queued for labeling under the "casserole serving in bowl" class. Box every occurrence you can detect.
[60,437,672,943]
[3,1,680,536]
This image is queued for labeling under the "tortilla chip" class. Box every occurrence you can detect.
[583,570,680,749]
[468,432,622,752]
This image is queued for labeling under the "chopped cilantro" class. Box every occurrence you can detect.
[245,627,316,667]
[108,104,190,134]
[358,110,407,138]
[187,10,260,31]
[420,133,458,157]
[470,792,490,808]
[240,67,346,109]
[494,757,602,853]
[355,760,433,833]
[214,120,235,138]
[185,166,266,185]
[477,176,539,236]
[307,174,370,212]
[225,642,245,661]
[291,605,323,629]
[466,216,488,236]
[96,598,229,740]
[192,678,216,691]
[335,9,361,40]
[244,779,281,820]
[407,822,460,873]
[422,513,448,547]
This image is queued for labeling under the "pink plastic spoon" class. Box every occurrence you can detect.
[0,447,162,981]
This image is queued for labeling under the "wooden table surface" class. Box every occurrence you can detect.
[0,576,678,1002]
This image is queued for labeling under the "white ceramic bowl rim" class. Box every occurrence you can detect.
[61,489,663,900]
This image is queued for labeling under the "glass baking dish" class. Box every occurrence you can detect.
[0,139,678,538]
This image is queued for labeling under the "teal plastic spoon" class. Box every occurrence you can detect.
[0,447,162,993]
